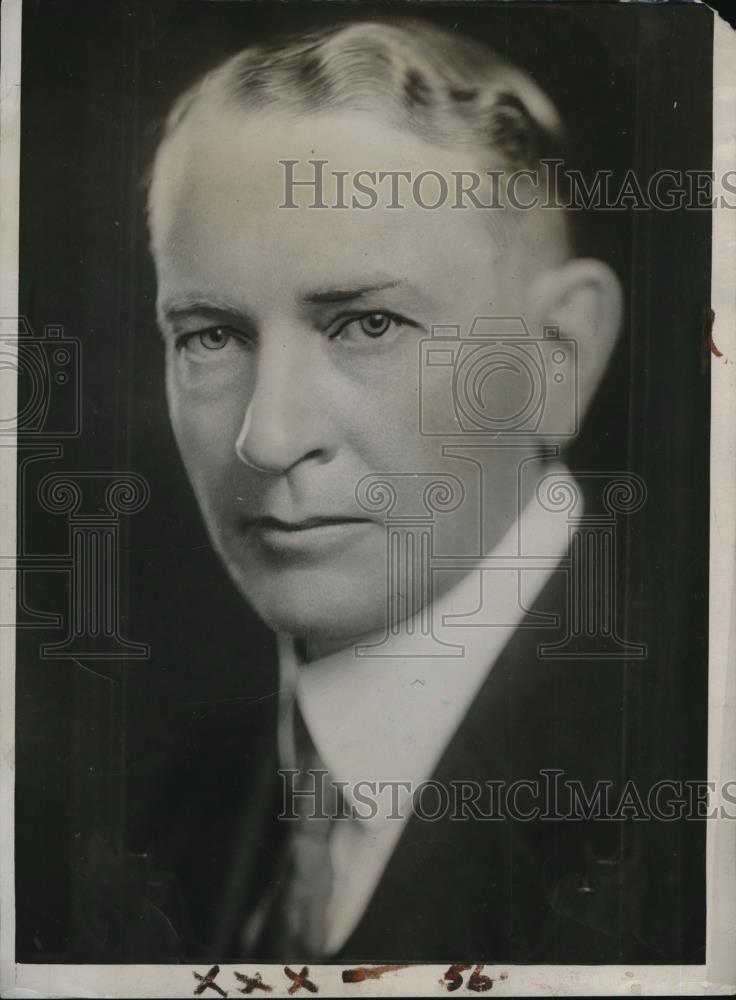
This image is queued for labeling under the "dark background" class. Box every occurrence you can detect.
[15,0,712,963]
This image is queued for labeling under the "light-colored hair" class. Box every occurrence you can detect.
[151,20,566,174]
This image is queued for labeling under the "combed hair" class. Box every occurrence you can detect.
[155,20,566,171]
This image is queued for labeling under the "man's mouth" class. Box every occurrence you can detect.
[247,515,370,532]
[239,513,374,554]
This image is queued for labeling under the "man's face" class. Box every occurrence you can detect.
[150,106,564,652]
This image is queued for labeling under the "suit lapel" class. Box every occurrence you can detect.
[333,563,636,962]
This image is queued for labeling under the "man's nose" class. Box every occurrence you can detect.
[235,332,335,475]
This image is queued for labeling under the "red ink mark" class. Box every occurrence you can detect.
[193,965,228,997]
[342,963,411,983]
[467,964,494,992]
[705,307,722,358]
[234,970,273,994]
[284,966,318,995]
[441,963,473,991]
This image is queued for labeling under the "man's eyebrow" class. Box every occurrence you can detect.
[159,295,242,322]
[302,281,401,305]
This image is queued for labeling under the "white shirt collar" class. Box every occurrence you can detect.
[277,461,575,823]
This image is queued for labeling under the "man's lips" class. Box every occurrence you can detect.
[237,513,374,556]
[242,514,371,532]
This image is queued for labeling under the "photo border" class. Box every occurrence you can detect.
[0,2,734,995]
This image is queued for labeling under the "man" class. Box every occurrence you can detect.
[118,18,647,963]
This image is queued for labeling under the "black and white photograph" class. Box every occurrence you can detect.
[1,0,735,996]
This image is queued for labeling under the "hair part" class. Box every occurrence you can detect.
[156,20,567,173]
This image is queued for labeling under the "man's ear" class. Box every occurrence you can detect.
[529,258,623,431]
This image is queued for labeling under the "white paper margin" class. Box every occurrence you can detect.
[0,0,22,995]
[0,1,734,996]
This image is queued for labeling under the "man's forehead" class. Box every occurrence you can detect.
[149,102,502,226]
[148,101,568,302]
[152,124,508,269]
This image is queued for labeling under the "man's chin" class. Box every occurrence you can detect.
[232,571,388,654]
[255,604,388,657]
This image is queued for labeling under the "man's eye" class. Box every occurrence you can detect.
[198,327,231,350]
[357,313,392,338]
[177,326,241,354]
[332,312,409,343]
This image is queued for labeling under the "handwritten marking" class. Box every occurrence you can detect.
[705,307,722,358]
[234,970,273,994]
[193,965,228,997]
[441,964,498,992]
[284,966,318,995]
[467,965,494,992]
[342,963,412,983]
[441,964,474,991]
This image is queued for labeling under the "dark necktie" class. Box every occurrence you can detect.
[241,689,340,960]
[280,701,337,957]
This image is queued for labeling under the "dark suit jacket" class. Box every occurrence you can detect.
[68,562,703,965]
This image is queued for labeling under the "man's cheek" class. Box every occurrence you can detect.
[174,395,237,456]
[173,417,230,497]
